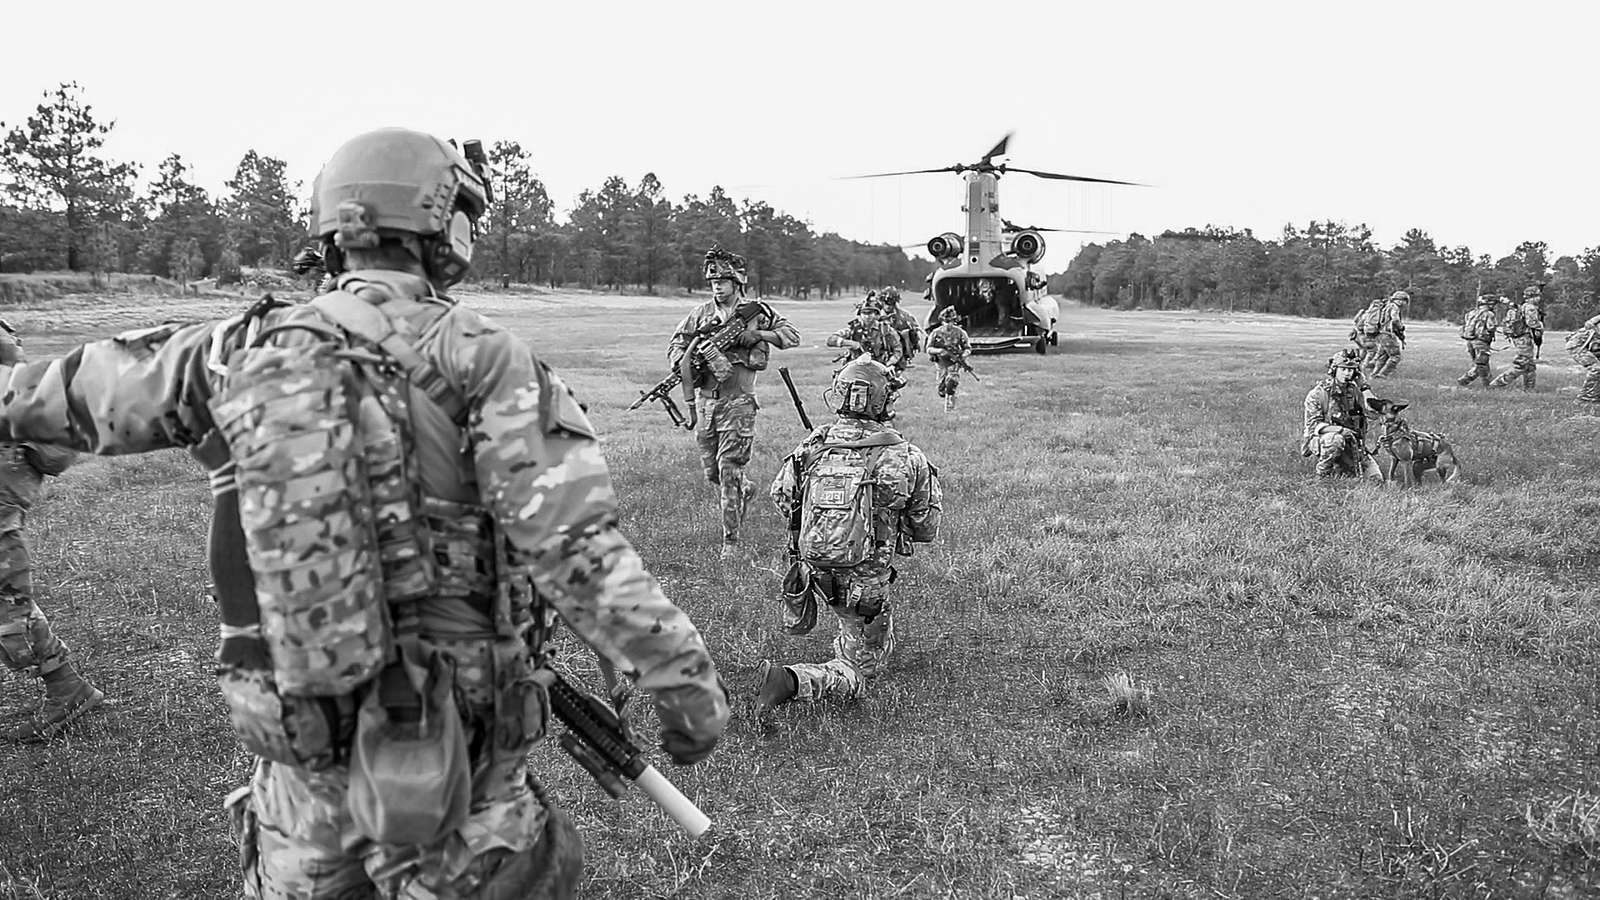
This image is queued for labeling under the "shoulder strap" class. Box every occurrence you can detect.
[312,290,468,426]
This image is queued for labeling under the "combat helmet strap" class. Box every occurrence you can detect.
[312,290,468,426]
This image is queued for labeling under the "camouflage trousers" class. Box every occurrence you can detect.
[1573,347,1600,406]
[0,448,69,679]
[1490,334,1537,389]
[696,392,757,544]
[934,361,963,397]
[1371,333,1402,378]
[1457,340,1492,386]
[227,754,582,899]
[788,569,895,702]
[1311,430,1381,480]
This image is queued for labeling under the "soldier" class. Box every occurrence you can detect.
[1456,295,1501,387]
[290,244,336,294]
[1489,286,1544,390]
[0,320,100,743]
[0,128,729,897]
[1302,349,1381,480]
[1350,298,1383,373]
[1568,313,1600,413]
[926,306,972,411]
[758,358,940,710]
[667,246,800,562]
[826,298,902,371]
[878,287,923,372]
[1370,290,1409,379]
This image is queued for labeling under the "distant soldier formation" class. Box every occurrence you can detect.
[1308,277,1600,483]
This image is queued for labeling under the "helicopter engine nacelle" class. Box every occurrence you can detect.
[1011,231,1046,265]
[926,232,963,261]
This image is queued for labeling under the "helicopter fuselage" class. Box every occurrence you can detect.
[922,171,1058,353]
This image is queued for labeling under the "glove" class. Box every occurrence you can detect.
[653,678,729,766]
[735,327,766,348]
[1300,438,1312,458]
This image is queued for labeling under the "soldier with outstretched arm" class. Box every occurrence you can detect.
[0,128,728,898]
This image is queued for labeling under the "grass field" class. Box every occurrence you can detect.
[1,287,1596,899]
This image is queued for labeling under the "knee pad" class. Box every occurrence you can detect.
[0,619,37,672]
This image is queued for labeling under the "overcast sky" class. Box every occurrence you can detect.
[3,0,1593,266]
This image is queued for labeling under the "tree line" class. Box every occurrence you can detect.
[0,83,931,296]
[1050,224,1600,330]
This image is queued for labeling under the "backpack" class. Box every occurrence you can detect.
[797,431,905,569]
[1460,309,1492,342]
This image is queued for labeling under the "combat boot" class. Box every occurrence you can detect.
[8,662,104,743]
[756,659,797,712]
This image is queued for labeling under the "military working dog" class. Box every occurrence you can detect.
[1366,397,1463,485]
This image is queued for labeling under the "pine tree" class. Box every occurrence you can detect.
[0,82,137,270]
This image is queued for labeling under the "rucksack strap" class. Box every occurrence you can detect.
[312,290,469,427]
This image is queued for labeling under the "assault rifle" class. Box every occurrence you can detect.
[546,668,712,837]
[628,301,768,430]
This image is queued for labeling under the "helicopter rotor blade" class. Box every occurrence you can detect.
[838,166,963,180]
[979,132,1013,166]
[1004,167,1146,186]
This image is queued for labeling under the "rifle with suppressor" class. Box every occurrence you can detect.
[544,667,712,837]
[629,301,769,430]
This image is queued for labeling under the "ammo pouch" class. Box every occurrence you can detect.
[346,644,472,846]
[779,558,821,635]
[216,664,352,771]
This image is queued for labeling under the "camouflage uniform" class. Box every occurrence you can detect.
[1456,301,1500,387]
[768,416,940,702]
[1350,301,1383,372]
[827,317,902,370]
[668,298,799,550]
[0,129,729,898]
[0,322,98,743]
[879,292,922,371]
[1572,315,1600,409]
[1370,293,1408,378]
[1490,297,1543,390]
[926,321,972,406]
[1302,356,1381,480]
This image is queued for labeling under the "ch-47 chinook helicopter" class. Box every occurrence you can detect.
[849,134,1139,354]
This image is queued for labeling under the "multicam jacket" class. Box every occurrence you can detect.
[1303,378,1371,444]
[770,417,941,579]
[0,269,728,742]
[927,323,971,362]
[828,318,902,367]
[883,306,923,357]
[667,298,799,397]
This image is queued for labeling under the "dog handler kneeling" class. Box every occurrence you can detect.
[1302,350,1382,480]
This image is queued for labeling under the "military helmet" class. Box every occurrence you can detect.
[939,306,961,323]
[309,128,488,286]
[1327,348,1362,373]
[1476,294,1494,305]
[1389,290,1411,303]
[703,245,749,285]
[832,357,895,420]
[879,286,901,305]
[1523,285,1541,298]
[859,299,883,315]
